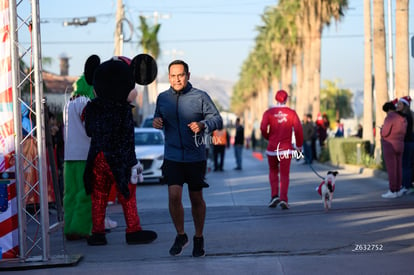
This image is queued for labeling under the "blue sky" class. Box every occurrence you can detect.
[33,0,413,92]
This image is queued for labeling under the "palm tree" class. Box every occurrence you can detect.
[231,52,261,115]
[138,16,161,58]
[320,79,353,120]
[372,0,389,163]
[231,0,348,128]
[254,23,273,115]
[362,0,374,148]
[303,0,348,120]
[254,3,298,113]
[394,0,409,98]
[264,5,297,90]
[137,15,161,120]
[276,0,347,119]
[242,45,270,134]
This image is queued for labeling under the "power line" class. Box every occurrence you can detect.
[38,32,412,46]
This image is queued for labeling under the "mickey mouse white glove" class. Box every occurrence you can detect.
[130,162,144,184]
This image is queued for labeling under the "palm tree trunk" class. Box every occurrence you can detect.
[270,76,280,101]
[310,28,322,120]
[259,81,269,113]
[373,0,389,164]
[362,0,374,147]
[394,0,409,98]
[295,52,305,117]
[302,36,313,115]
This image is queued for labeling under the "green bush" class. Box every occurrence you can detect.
[327,137,371,166]
[318,146,330,163]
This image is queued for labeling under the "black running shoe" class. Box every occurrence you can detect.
[268,196,280,208]
[87,233,107,246]
[279,201,289,210]
[126,230,157,244]
[192,236,206,257]
[169,233,189,256]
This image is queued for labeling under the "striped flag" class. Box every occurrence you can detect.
[0,158,5,171]
[0,0,19,259]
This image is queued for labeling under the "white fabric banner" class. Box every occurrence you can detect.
[0,0,19,259]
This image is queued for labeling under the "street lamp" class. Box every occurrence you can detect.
[142,11,171,25]
[164,49,184,59]
[63,17,96,27]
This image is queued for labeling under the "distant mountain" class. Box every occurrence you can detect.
[157,75,234,110]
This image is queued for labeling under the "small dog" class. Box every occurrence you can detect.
[316,171,338,210]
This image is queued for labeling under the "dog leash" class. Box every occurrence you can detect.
[308,163,325,180]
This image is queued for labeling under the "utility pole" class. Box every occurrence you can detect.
[387,0,394,99]
[114,0,124,56]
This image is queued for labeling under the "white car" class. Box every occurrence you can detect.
[134,128,164,183]
[140,115,154,128]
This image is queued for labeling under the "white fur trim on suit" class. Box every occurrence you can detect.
[399,98,410,106]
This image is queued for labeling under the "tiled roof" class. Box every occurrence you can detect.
[42,71,78,94]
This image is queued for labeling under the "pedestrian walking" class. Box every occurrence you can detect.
[260,90,303,210]
[302,114,315,164]
[395,96,414,195]
[335,119,344,137]
[212,127,229,171]
[233,117,244,170]
[380,101,407,199]
[251,129,258,151]
[153,60,222,257]
[316,112,328,148]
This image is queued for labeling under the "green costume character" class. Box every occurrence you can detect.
[63,68,96,239]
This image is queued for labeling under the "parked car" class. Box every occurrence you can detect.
[140,115,154,128]
[134,127,164,183]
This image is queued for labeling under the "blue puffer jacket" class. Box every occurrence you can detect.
[154,82,222,162]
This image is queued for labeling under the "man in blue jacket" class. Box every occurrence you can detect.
[153,60,222,257]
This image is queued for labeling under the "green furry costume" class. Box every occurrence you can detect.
[63,75,95,238]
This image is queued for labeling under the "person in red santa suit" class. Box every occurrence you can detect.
[83,56,157,245]
[260,90,304,210]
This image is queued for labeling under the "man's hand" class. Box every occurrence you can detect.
[188,122,205,134]
[153,117,163,129]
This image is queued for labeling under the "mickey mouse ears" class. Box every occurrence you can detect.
[131,54,158,86]
[84,54,100,85]
[83,53,158,86]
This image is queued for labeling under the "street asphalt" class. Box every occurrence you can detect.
[1,147,414,275]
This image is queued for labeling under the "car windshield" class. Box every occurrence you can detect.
[135,131,164,146]
[141,117,154,128]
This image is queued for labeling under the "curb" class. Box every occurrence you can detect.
[324,161,388,180]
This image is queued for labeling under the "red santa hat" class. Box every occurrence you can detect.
[275,89,288,103]
[399,96,411,106]
[316,112,323,126]
[391,98,398,105]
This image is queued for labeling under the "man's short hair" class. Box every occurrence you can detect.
[168,60,189,74]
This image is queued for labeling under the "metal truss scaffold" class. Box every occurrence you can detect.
[3,0,80,269]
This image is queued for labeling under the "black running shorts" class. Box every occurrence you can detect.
[162,159,207,191]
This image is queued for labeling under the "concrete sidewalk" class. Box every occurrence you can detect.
[2,148,414,274]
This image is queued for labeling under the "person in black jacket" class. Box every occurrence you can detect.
[153,60,222,257]
[396,96,414,195]
[233,117,244,170]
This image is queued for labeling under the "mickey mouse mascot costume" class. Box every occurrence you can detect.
[83,54,157,245]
